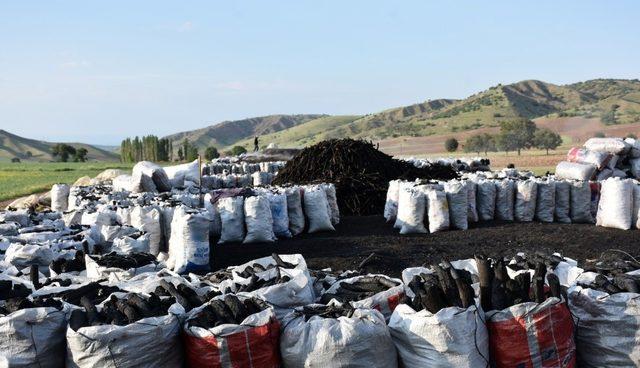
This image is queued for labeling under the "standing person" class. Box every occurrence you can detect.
[254,136,260,152]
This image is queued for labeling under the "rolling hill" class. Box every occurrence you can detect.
[0,129,119,162]
[164,114,325,152]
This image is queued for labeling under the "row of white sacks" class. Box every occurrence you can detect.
[2,252,639,367]
[385,175,640,233]
[557,137,640,181]
[203,160,285,175]
[200,171,275,189]
[404,156,491,172]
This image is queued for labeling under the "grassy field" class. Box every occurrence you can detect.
[0,162,133,202]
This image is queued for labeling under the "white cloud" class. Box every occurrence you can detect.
[60,60,91,69]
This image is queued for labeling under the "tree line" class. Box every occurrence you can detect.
[444,120,563,156]
[118,135,247,162]
[51,144,88,162]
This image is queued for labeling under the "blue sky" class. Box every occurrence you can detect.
[1,1,639,145]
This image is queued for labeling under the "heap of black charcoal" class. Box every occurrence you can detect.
[90,252,157,269]
[154,279,206,312]
[298,304,355,321]
[69,293,174,330]
[50,250,86,275]
[578,252,640,294]
[236,254,298,279]
[187,295,268,328]
[320,275,399,304]
[476,254,563,312]
[405,262,475,313]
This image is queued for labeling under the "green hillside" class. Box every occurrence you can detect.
[164,114,325,151]
[0,129,120,162]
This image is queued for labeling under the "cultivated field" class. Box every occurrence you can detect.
[0,162,133,202]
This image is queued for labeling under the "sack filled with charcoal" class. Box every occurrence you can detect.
[0,277,68,368]
[280,304,398,368]
[320,274,404,320]
[84,252,163,282]
[65,291,184,368]
[183,295,280,368]
[568,267,640,367]
[388,263,488,367]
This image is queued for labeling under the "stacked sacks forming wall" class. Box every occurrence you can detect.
[386,172,640,232]
[557,137,640,181]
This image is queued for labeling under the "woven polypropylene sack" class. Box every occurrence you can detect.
[555,161,596,181]
[535,179,556,223]
[398,188,427,235]
[554,180,571,223]
[243,196,276,243]
[217,196,246,244]
[51,184,70,212]
[183,306,281,368]
[495,179,515,221]
[280,308,398,368]
[384,180,401,223]
[304,187,335,233]
[444,180,468,230]
[322,183,340,225]
[570,180,593,223]
[515,179,538,222]
[464,180,479,223]
[596,177,633,230]
[426,189,449,233]
[267,192,292,238]
[476,180,496,221]
[487,298,576,368]
[285,187,305,236]
[388,304,489,368]
[568,285,640,367]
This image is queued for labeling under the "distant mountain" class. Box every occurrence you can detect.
[0,130,119,162]
[247,79,640,149]
[163,114,326,151]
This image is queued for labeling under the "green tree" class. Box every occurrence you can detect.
[25,151,32,158]
[464,133,496,155]
[498,120,537,155]
[230,146,247,156]
[533,128,563,155]
[204,146,220,160]
[74,147,88,162]
[177,147,184,161]
[594,131,606,138]
[626,133,638,140]
[601,110,616,125]
[444,138,459,152]
[51,144,76,162]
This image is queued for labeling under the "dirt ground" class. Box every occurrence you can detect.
[212,215,640,277]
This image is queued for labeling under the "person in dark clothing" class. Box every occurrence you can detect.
[254,136,259,152]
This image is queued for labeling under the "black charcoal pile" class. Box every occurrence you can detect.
[50,250,86,274]
[90,252,157,269]
[69,293,174,330]
[273,139,458,215]
[297,304,355,321]
[154,279,206,312]
[320,275,399,304]
[405,262,475,313]
[187,295,268,328]
[476,254,563,312]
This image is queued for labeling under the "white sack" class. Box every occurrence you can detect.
[494,179,515,221]
[303,187,335,233]
[570,180,594,223]
[515,179,537,222]
[398,188,427,235]
[426,189,450,233]
[384,180,401,223]
[584,137,630,154]
[51,184,70,212]
[280,308,398,368]
[555,161,596,181]
[476,179,496,221]
[535,178,556,223]
[130,206,162,256]
[217,196,246,243]
[285,187,305,236]
[554,179,572,223]
[444,180,468,230]
[388,304,489,368]
[464,180,478,223]
[596,177,633,230]
[268,192,292,238]
[243,196,276,243]
[322,183,340,225]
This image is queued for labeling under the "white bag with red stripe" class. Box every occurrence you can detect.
[323,274,404,320]
[486,297,576,368]
[388,304,489,368]
[183,301,281,368]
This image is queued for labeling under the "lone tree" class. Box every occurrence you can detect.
[74,147,88,162]
[533,128,563,155]
[444,138,459,152]
[204,146,220,160]
[51,143,76,162]
[230,146,247,156]
[464,133,496,155]
[498,120,537,155]
[593,131,605,138]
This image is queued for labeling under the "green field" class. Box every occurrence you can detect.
[0,162,133,202]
